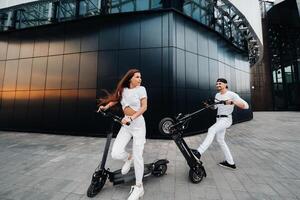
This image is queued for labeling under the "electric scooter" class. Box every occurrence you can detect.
[87,110,169,198]
[158,100,226,183]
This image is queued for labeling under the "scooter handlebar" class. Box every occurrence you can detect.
[96,109,130,126]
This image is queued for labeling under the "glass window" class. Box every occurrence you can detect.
[121,0,134,12]
[272,70,277,83]
[79,52,97,89]
[3,60,18,91]
[62,54,80,89]
[16,58,32,91]
[31,57,47,90]
[150,0,161,9]
[277,68,282,83]
[284,65,293,83]
[46,55,63,89]
[137,0,148,11]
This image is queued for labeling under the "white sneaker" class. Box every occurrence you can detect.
[127,185,144,200]
[121,157,133,175]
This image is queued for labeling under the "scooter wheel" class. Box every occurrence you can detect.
[152,164,168,177]
[158,118,175,135]
[189,166,205,184]
[87,172,107,197]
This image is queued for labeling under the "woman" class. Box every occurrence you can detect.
[98,69,147,200]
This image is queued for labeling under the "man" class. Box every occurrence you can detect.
[195,78,249,170]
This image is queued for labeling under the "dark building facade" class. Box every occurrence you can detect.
[0,1,255,138]
[266,0,300,110]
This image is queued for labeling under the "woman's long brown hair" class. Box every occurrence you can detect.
[99,69,140,106]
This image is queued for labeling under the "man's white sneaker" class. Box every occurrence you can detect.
[121,158,133,175]
[127,185,144,200]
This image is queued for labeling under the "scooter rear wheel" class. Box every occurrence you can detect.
[152,164,167,177]
[87,171,107,197]
[158,118,175,135]
[189,166,205,184]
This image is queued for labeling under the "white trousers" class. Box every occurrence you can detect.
[197,117,234,164]
[111,116,146,185]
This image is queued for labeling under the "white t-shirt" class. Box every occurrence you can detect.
[121,86,147,111]
[215,91,249,116]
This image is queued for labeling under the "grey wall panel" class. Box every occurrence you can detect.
[20,39,34,59]
[34,37,49,57]
[198,56,209,90]
[79,52,97,89]
[0,10,252,137]
[141,48,162,88]
[119,49,140,76]
[7,39,20,60]
[62,54,80,89]
[31,57,47,90]
[16,58,32,91]
[120,19,140,49]
[99,24,120,50]
[3,60,18,91]
[185,21,197,54]
[141,15,162,48]
[186,52,198,89]
[27,90,44,126]
[0,61,5,90]
[176,48,185,88]
[46,56,63,89]
[0,37,8,60]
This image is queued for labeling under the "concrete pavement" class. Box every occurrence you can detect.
[0,112,300,200]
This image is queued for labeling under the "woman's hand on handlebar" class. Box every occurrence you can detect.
[121,116,131,125]
[97,105,108,112]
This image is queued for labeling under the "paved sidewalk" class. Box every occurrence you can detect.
[0,112,300,200]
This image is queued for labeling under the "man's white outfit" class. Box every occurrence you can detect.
[197,91,249,165]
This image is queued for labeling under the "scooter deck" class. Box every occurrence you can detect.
[111,163,153,185]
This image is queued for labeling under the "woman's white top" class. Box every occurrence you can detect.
[215,91,249,116]
[121,86,147,111]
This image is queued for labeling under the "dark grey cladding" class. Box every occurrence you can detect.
[0,10,253,138]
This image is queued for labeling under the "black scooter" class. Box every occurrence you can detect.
[87,110,169,198]
[158,100,225,183]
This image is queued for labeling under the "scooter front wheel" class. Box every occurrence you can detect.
[87,171,107,197]
[158,118,175,135]
[189,166,205,184]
